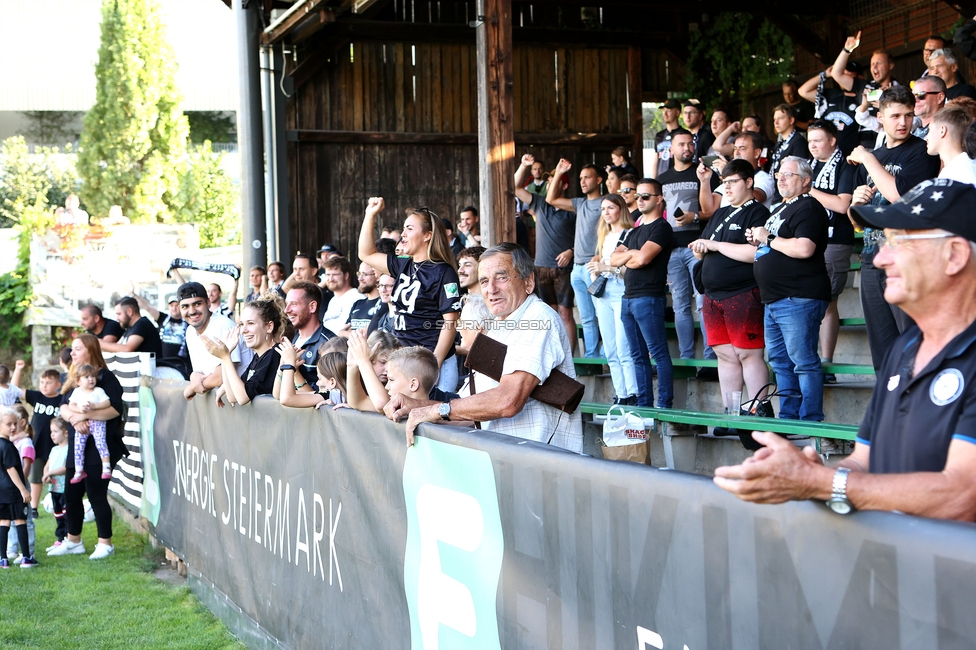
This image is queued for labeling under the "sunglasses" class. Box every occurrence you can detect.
[914,91,940,100]
[636,193,662,201]
[619,188,636,194]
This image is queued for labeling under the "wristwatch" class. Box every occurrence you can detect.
[693,213,700,224]
[280,364,296,372]
[827,467,853,514]
[765,233,776,246]
[438,402,451,421]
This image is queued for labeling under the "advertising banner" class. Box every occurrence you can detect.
[146,381,976,650]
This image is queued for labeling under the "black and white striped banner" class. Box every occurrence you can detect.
[104,352,152,511]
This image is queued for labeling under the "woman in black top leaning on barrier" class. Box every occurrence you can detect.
[48,334,125,560]
[203,296,283,406]
[358,197,462,393]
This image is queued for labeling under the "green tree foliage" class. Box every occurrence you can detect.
[686,13,795,113]
[0,137,81,353]
[173,142,241,249]
[78,0,189,223]
[186,112,236,144]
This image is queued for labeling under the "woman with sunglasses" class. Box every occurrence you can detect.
[359,197,461,392]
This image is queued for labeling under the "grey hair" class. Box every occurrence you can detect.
[479,242,534,281]
[781,156,814,180]
[929,48,958,67]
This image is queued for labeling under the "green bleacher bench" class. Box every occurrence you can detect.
[575,357,875,377]
[579,402,859,441]
[838,317,865,327]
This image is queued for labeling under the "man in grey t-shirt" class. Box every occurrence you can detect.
[546,158,605,358]
[515,153,578,351]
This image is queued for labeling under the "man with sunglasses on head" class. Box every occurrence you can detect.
[848,85,941,371]
[715,180,976,523]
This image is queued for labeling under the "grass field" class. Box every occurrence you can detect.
[0,509,243,649]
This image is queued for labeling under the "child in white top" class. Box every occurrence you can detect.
[64,365,111,482]
[0,365,23,407]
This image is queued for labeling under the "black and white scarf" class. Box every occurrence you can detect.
[771,129,797,174]
[814,71,829,119]
[812,148,843,193]
[168,258,241,280]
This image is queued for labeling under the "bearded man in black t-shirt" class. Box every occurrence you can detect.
[748,157,831,422]
[848,85,941,371]
[98,297,162,356]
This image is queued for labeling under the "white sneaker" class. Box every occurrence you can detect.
[10,553,23,565]
[47,540,85,556]
[89,543,114,560]
[45,542,62,553]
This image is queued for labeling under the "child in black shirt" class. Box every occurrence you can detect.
[0,407,35,568]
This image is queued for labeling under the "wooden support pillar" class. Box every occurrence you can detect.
[476,0,515,247]
[628,46,643,176]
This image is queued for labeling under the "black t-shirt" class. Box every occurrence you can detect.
[528,194,576,267]
[692,127,716,164]
[858,319,976,473]
[659,166,717,247]
[387,255,461,354]
[122,316,162,355]
[293,325,335,391]
[24,391,61,461]
[93,319,124,340]
[810,155,856,246]
[853,136,940,262]
[753,195,831,304]
[946,84,976,101]
[62,368,126,470]
[700,201,770,300]
[792,99,816,126]
[155,313,187,359]
[820,82,866,156]
[367,305,395,336]
[243,347,281,401]
[623,218,674,299]
[347,296,382,331]
[0,438,25,505]
[769,130,810,176]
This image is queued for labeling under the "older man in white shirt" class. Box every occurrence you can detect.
[394,244,583,453]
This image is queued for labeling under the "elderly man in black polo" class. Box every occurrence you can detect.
[714,179,976,521]
[389,243,583,453]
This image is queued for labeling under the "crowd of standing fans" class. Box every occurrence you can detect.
[8,30,976,562]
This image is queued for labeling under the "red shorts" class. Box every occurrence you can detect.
[702,287,765,349]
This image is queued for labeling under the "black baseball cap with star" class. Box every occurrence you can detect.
[850,179,976,243]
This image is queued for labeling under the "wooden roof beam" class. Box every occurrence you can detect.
[759,8,833,62]
[262,0,336,46]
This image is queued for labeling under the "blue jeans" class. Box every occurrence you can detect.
[437,354,460,393]
[593,277,638,398]
[570,264,601,357]
[621,295,673,408]
[764,297,829,421]
[667,247,715,359]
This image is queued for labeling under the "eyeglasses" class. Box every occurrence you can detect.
[879,231,955,249]
[619,188,636,194]
[914,91,940,100]
[379,283,395,290]
[636,193,662,201]
[721,178,744,188]
[358,271,376,277]
[777,172,802,180]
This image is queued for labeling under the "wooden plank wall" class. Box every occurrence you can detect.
[286,40,635,261]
